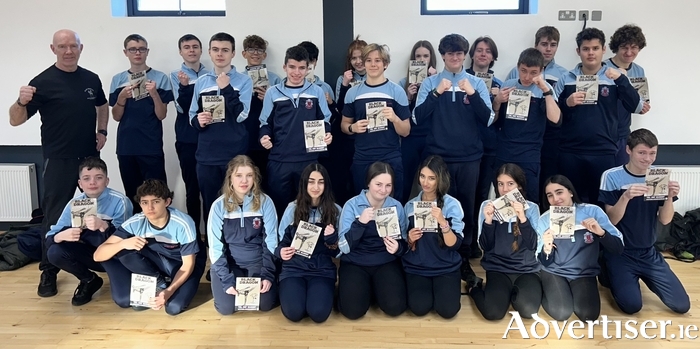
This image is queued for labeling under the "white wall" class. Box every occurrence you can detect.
[1,0,324,211]
[355,0,699,145]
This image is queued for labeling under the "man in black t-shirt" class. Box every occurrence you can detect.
[8,29,109,298]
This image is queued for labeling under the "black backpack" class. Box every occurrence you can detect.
[656,208,700,262]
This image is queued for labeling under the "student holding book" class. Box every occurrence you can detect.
[605,25,650,166]
[402,155,463,319]
[537,175,623,321]
[553,28,640,205]
[398,40,437,202]
[599,128,689,314]
[206,155,280,315]
[469,163,542,320]
[46,157,133,307]
[110,34,173,213]
[259,46,332,216]
[170,34,210,238]
[189,32,253,235]
[341,43,411,202]
[275,163,341,323]
[241,34,282,184]
[493,48,561,203]
[413,33,493,285]
[94,179,206,315]
[337,162,408,319]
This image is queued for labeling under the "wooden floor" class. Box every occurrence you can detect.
[1,258,699,349]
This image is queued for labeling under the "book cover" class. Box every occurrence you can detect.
[505,89,532,121]
[202,95,225,123]
[630,77,650,102]
[491,188,530,223]
[576,75,598,105]
[303,120,327,153]
[413,201,437,232]
[408,60,428,84]
[130,273,156,307]
[291,221,322,258]
[129,71,148,101]
[306,64,316,83]
[375,206,401,239]
[550,206,576,239]
[644,168,670,201]
[475,72,493,90]
[70,198,97,228]
[365,101,388,132]
[246,64,269,89]
[349,79,362,87]
[235,277,261,311]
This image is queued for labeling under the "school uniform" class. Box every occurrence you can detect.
[331,74,360,204]
[207,193,279,315]
[109,68,173,212]
[397,77,429,202]
[335,71,366,103]
[599,166,690,314]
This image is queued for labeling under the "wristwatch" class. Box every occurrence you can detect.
[97,129,108,137]
[542,90,553,96]
[16,98,28,107]
[348,124,354,134]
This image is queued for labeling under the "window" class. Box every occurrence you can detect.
[421,0,531,15]
[128,0,225,17]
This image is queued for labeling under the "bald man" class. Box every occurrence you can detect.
[9,29,109,298]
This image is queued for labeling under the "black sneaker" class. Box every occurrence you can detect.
[38,271,58,297]
[465,274,483,295]
[205,268,212,282]
[71,274,103,306]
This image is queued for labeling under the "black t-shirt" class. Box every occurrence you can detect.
[26,65,107,158]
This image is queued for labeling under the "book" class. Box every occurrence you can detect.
[70,198,97,228]
[505,89,532,121]
[491,188,529,223]
[303,120,327,153]
[576,75,598,105]
[365,101,388,132]
[129,71,148,101]
[413,201,437,232]
[408,60,428,84]
[630,77,650,102]
[644,168,671,201]
[291,221,322,258]
[306,64,316,83]
[550,206,576,239]
[349,79,362,87]
[246,64,270,89]
[475,72,493,90]
[375,206,401,239]
[130,273,156,307]
[235,277,261,311]
[202,95,225,123]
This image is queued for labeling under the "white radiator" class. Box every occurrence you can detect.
[0,163,39,222]
[668,166,700,215]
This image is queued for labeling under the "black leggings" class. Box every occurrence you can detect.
[470,271,542,320]
[279,276,335,323]
[406,270,461,319]
[337,259,407,319]
[540,270,600,321]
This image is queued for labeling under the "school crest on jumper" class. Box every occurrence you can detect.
[252,217,261,230]
[583,232,594,244]
[601,86,610,97]
[463,94,470,104]
[305,99,313,109]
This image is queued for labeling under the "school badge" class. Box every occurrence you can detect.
[305,99,314,109]
[601,86,609,97]
[463,94,470,104]
[583,232,594,244]
[252,217,262,230]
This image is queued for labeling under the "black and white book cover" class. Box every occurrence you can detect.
[70,198,97,228]
[202,95,225,123]
[129,71,148,101]
[303,120,326,153]
[365,101,388,132]
[576,75,598,104]
[349,79,362,87]
[235,277,261,311]
[506,89,532,121]
[375,207,401,239]
[306,64,316,83]
[492,188,529,223]
[130,273,156,307]
[550,206,576,239]
[246,64,269,89]
[291,221,322,258]
[413,201,437,232]
[475,72,493,90]
[644,168,670,201]
[630,77,650,102]
[408,60,428,84]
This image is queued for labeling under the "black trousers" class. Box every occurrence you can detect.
[337,259,407,319]
[540,270,600,321]
[117,154,167,213]
[406,270,461,319]
[446,160,480,258]
[175,142,201,236]
[470,271,542,320]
